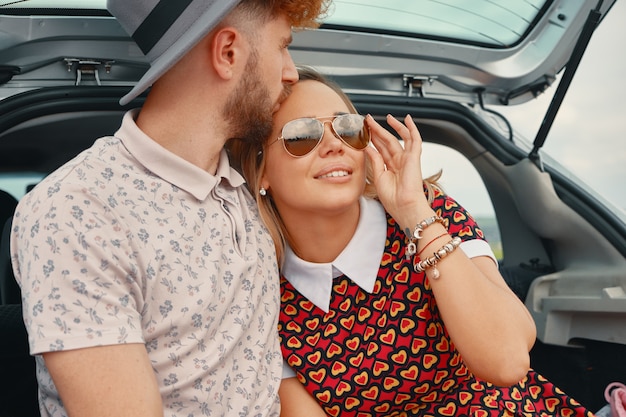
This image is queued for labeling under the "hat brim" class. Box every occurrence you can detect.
[119,0,240,106]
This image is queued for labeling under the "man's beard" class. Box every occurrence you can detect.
[224,50,279,145]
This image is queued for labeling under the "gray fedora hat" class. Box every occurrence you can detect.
[107,0,241,105]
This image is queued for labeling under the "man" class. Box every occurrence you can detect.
[10,1,328,416]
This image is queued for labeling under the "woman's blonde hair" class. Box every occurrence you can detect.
[228,66,441,265]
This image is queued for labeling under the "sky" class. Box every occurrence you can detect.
[422,0,626,217]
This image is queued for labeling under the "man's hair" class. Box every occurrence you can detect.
[236,0,331,29]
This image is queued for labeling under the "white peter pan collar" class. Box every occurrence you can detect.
[282,197,387,313]
[281,197,498,313]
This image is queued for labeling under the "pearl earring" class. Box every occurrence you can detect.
[259,187,267,196]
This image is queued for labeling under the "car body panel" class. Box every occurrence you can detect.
[293,0,617,106]
[0,0,618,106]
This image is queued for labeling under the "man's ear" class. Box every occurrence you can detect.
[211,27,240,80]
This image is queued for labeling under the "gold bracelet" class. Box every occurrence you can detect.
[414,236,461,279]
[404,215,446,260]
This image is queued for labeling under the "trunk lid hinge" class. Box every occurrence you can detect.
[403,75,437,97]
[64,58,115,86]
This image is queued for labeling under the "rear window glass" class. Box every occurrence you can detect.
[323,0,549,47]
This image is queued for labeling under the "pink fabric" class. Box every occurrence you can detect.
[605,382,626,417]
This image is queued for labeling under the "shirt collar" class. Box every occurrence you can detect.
[114,109,245,201]
[282,197,387,313]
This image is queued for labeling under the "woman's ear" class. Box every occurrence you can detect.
[211,27,240,80]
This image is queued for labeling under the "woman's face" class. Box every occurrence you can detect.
[261,80,367,221]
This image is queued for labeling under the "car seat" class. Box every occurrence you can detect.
[0,191,39,416]
[0,303,39,417]
[0,217,21,305]
[0,190,17,222]
[0,190,19,305]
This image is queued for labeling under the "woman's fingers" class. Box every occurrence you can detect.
[366,114,423,171]
[365,115,398,164]
[402,114,423,152]
[364,115,427,221]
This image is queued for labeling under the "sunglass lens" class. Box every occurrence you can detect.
[281,118,323,156]
[333,114,369,149]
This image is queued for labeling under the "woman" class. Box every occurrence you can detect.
[230,67,593,416]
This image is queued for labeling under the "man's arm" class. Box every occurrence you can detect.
[43,343,163,417]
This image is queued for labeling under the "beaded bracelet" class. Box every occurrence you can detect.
[414,236,462,279]
[404,215,446,260]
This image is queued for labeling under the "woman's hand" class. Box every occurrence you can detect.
[364,114,433,230]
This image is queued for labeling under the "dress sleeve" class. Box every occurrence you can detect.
[430,189,497,265]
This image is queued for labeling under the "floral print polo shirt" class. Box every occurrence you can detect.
[11,109,282,417]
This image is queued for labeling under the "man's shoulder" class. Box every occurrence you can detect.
[16,136,130,209]
[73,135,137,181]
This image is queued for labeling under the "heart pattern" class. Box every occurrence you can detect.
[279,191,593,416]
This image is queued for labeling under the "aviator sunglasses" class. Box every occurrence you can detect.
[273,114,370,157]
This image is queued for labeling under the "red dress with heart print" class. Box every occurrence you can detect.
[279,191,594,417]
